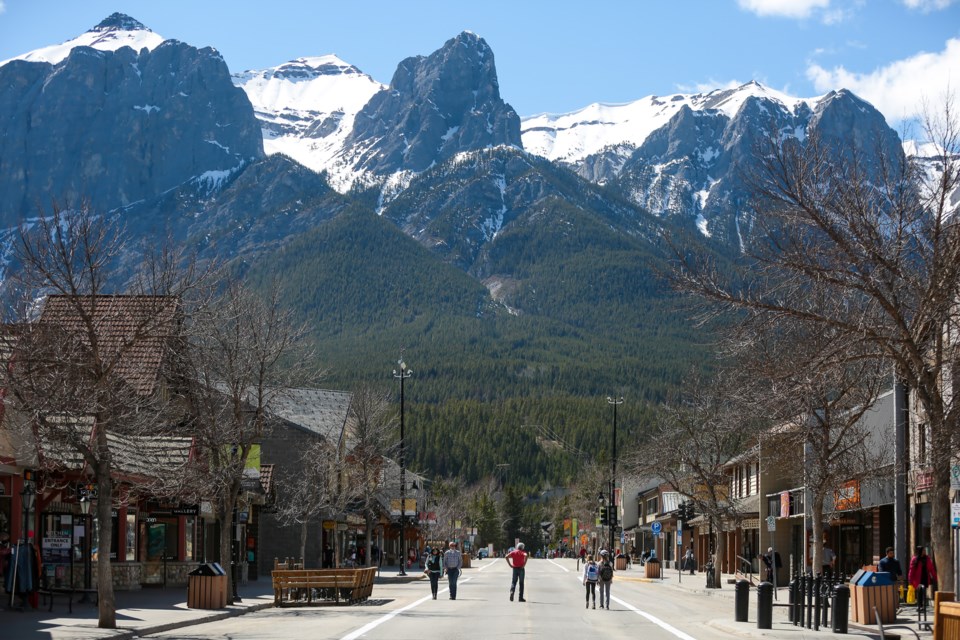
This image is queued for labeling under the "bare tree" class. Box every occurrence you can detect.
[626,371,760,588]
[273,439,353,565]
[739,319,890,576]
[2,204,202,628]
[181,280,314,600]
[673,100,960,590]
[343,383,398,568]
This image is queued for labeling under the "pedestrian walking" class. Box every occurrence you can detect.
[505,542,529,602]
[684,545,696,575]
[582,553,599,609]
[443,541,463,600]
[578,546,586,570]
[908,546,938,614]
[597,549,614,609]
[424,547,442,599]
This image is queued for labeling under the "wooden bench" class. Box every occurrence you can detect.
[38,587,98,613]
[272,567,376,606]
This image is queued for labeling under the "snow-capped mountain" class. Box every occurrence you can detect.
[0,13,262,225]
[520,81,820,179]
[0,12,165,67]
[232,56,384,190]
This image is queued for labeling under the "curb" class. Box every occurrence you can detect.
[94,600,276,640]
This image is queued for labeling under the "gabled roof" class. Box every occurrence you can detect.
[38,295,180,396]
[264,388,352,443]
[36,414,194,480]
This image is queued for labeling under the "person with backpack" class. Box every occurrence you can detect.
[597,549,614,609]
[582,554,599,608]
[424,546,443,599]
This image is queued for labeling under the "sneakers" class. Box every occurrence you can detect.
[518,598,526,602]
[599,604,604,609]
[509,592,514,601]
[592,603,596,609]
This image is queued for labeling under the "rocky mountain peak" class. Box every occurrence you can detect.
[342,31,522,177]
[91,12,150,33]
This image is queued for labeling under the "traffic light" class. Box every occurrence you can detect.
[599,506,608,526]
[677,501,697,522]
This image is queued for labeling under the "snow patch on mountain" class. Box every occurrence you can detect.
[0,12,165,67]
[233,55,385,186]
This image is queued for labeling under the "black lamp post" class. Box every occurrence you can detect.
[393,358,412,576]
[607,396,623,554]
[79,495,93,601]
[21,483,36,544]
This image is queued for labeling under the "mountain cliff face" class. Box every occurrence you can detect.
[341,32,523,181]
[0,16,263,225]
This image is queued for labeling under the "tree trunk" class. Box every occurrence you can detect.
[218,493,238,602]
[96,472,116,628]
[299,519,308,567]
[713,524,725,588]
[365,511,374,568]
[810,495,824,577]
[931,464,954,592]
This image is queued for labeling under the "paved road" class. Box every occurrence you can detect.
[143,559,746,640]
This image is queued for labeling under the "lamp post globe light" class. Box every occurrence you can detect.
[79,495,93,599]
[607,396,623,555]
[393,358,412,576]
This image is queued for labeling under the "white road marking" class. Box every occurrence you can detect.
[571,574,699,640]
[548,558,569,572]
[340,577,473,640]
[612,594,699,640]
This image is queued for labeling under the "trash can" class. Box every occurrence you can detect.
[853,571,896,624]
[187,563,228,609]
[645,558,661,579]
[615,556,627,571]
[462,555,471,569]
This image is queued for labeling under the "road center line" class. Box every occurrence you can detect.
[340,576,474,640]
[548,558,569,572]
[570,574,698,640]
[612,594,699,640]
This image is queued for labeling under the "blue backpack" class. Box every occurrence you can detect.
[585,562,599,581]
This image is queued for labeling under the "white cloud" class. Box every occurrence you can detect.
[676,79,746,94]
[901,0,957,11]
[0,2,6,14]
[737,0,831,19]
[806,38,960,123]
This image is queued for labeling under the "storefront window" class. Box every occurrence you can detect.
[185,516,194,560]
[125,512,137,561]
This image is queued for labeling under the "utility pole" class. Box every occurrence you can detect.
[607,396,623,554]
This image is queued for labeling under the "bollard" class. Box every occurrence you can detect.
[705,562,716,589]
[735,579,750,622]
[832,584,849,634]
[821,576,831,628]
[806,573,814,629]
[757,581,774,629]
[789,576,799,624]
[814,574,822,631]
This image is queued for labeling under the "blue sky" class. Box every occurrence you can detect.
[0,0,957,125]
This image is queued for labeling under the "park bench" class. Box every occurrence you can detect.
[272,567,377,606]
[38,586,99,613]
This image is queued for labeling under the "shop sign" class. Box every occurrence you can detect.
[914,469,935,491]
[172,505,199,516]
[322,520,336,530]
[834,480,860,511]
[951,464,960,490]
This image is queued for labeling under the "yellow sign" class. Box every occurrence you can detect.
[390,499,417,515]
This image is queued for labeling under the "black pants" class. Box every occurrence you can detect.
[428,571,440,597]
[585,581,596,603]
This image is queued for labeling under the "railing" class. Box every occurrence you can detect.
[736,555,754,584]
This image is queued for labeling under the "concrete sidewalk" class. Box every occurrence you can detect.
[621,562,932,639]
[0,566,420,640]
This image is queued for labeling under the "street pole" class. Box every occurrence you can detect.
[607,396,623,554]
[394,358,412,576]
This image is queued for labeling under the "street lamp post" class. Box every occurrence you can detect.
[10,482,36,608]
[607,396,623,554]
[79,495,93,601]
[393,358,412,576]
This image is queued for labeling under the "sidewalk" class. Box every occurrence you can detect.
[621,562,932,639]
[0,566,420,640]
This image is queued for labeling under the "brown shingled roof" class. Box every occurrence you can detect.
[38,295,180,396]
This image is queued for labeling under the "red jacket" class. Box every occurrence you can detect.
[908,554,937,589]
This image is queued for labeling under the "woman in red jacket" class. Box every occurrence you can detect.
[908,546,938,612]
